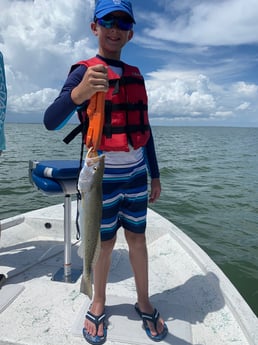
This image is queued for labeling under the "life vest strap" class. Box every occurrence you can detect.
[63,123,83,144]
[111,102,148,112]
[104,101,113,138]
[103,123,150,135]
[109,76,145,87]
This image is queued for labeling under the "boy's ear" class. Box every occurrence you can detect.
[128,30,134,41]
[91,22,98,36]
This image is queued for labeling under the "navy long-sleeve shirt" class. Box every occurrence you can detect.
[44,56,160,179]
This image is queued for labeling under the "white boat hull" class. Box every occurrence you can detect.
[0,202,257,344]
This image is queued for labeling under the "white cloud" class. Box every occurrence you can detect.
[213,111,233,118]
[236,102,250,111]
[1,0,96,118]
[8,88,59,114]
[146,71,215,119]
[140,0,258,46]
[146,68,258,123]
[233,82,258,97]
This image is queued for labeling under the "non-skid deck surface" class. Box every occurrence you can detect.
[0,283,25,313]
[72,295,192,345]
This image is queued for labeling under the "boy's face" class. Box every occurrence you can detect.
[91,11,134,59]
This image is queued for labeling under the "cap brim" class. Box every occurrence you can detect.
[95,7,136,23]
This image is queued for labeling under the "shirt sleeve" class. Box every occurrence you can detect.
[144,128,160,179]
[44,65,87,130]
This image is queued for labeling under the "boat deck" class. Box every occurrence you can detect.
[0,203,257,345]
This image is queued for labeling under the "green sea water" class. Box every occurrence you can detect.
[1,123,258,316]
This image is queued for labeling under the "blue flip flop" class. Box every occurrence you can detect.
[82,310,107,345]
[135,303,168,342]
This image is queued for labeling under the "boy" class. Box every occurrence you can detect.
[44,0,168,343]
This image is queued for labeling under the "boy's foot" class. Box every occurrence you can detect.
[135,302,168,341]
[83,311,107,345]
[83,302,106,344]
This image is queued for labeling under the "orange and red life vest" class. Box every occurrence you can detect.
[74,57,150,152]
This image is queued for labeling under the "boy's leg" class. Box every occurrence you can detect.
[84,236,116,337]
[124,230,166,337]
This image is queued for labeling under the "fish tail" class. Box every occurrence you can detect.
[80,275,93,299]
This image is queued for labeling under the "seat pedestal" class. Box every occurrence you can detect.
[29,160,83,284]
[51,195,82,283]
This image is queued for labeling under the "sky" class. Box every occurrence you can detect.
[1,0,258,127]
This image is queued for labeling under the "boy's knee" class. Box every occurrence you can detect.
[125,230,146,247]
[100,236,116,255]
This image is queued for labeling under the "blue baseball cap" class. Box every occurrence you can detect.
[94,0,136,23]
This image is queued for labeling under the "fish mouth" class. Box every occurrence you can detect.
[86,147,105,168]
[87,147,99,158]
[86,147,100,165]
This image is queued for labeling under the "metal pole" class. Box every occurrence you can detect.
[52,193,81,283]
[63,194,72,279]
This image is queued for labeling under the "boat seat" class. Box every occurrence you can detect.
[29,160,81,195]
[29,160,82,283]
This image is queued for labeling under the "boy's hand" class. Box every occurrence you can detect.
[149,178,161,203]
[71,64,109,105]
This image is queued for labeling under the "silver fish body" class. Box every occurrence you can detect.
[78,149,105,298]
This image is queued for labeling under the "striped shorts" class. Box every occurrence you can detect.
[100,159,148,241]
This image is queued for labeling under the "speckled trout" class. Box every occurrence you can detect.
[78,148,105,298]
